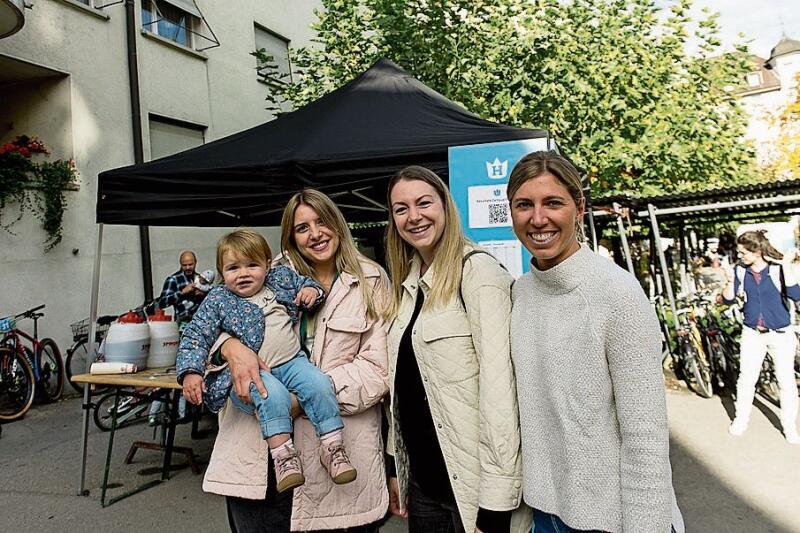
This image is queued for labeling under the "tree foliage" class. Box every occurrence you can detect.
[255,0,756,196]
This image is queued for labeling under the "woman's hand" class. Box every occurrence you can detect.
[182,373,205,405]
[388,477,407,518]
[222,338,270,403]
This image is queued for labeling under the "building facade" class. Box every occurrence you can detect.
[0,0,320,354]
[739,35,800,174]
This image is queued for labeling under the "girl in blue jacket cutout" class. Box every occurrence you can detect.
[722,230,800,444]
[177,229,357,492]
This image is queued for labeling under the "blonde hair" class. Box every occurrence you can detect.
[506,150,586,242]
[280,189,381,319]
[216,228,272,274]
[385,166,468,317]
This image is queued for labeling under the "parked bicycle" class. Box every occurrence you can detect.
[0,330,35,422]
[64,314,117,395]
[674,299,714,399]
[93,388,166,431]
[693,297,740,394]
[0,305,63,404]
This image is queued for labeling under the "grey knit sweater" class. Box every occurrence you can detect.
[511,245,673,533]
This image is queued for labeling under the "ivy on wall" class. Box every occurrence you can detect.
[0,136,78,252]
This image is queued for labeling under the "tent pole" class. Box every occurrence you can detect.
[79,223,104,496]
[613,202,635,273]
[648,204,679,331]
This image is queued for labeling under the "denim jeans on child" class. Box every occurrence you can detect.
[230,353,343,438]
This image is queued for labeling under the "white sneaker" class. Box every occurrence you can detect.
[729,419,747,436]
[785,433,800,445]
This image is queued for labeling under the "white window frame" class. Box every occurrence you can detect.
[141,0,199,49]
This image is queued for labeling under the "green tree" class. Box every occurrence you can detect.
[256,0,756,195]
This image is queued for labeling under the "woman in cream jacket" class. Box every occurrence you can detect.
[384,166,523,533]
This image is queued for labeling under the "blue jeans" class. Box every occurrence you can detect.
[532,510,607,533]
[230,354,343,439]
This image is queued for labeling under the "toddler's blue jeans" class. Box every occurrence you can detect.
[230,354,343,439]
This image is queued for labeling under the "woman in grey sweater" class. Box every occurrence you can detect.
[506,151,683,533]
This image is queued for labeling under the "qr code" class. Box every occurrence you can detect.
[488,203,508,224]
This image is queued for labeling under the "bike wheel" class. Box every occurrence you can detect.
[36,339,64,402]
[65,338,104,395]
[0,347,36,421]
[93,391,147,432]
[682,341,714,398]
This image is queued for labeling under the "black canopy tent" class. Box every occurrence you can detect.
[82,58,564,496]
[97,58,557,227]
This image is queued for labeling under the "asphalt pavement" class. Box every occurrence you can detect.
[0,384,798,533]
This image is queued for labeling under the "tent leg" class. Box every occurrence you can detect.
[79,223,104,496]
[613,202,635,273]
[647,205,679,331]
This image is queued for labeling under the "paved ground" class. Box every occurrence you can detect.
[0,384,798,533]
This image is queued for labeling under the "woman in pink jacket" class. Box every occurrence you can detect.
[199,189,391,532]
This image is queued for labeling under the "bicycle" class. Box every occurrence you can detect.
[93,388,165,432]
[672,294,714,398]
[0,305,64,403]
[0,322,35,421]
[694,297,740,394]
[64,314,117,395]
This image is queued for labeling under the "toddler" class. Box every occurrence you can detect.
[177,228,356,492]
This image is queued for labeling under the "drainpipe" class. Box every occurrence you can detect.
[125,0,154,301]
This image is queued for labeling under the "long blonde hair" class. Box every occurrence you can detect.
[280,188,380,319]
[385,166,468,317]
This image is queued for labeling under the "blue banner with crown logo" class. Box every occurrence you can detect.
[449,138,552,277]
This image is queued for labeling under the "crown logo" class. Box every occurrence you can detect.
[485,157,508,179]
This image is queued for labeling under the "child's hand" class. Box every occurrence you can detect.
[295,287,319,308]
[183,373,205,405]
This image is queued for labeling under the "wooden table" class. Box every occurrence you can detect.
[73,367,198,506]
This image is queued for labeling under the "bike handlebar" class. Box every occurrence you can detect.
[15,304,45,319]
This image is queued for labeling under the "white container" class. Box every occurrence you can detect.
[147,318,179,368]
[91,362,138,374]
[104,317,150,370]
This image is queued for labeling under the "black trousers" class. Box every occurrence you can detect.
[407,479,466,533]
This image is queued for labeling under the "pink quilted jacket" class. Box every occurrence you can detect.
[202,258,391,531]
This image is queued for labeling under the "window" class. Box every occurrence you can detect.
[746,72,762,88]
[254,25,291,82]
[149,115,205,160]
[142,0,201,48]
